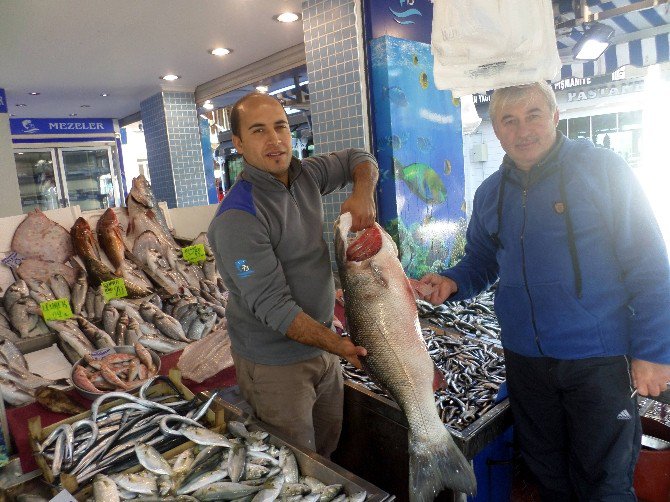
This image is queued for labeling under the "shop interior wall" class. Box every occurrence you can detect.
[0,92,23,218]
[303,0,370,265]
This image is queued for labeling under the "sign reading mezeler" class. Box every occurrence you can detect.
[10,117,114,135]
[0,89,7,114]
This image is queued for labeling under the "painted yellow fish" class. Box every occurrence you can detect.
[419,72,429,89]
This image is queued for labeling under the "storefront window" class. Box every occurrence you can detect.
[557,119,568,137]
[591,113,617,148]
[567,117,590,139]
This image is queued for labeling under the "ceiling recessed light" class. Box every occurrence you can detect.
[210,48,231,57]
[256,85,269,93]
[275,12,300,23]
[161,74,180,81]
[28,92,40,96]
[100,92,109,97]
[81,105,91,108]
[17,152,24,155]
[203,101,214,110]
[69,113,78,117]
[16,103,27,107]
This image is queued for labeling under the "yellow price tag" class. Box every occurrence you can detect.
[41,298,73,321]
[101,278,128,301]
[182,244,206,264]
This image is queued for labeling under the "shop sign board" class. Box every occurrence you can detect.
[10,117,114,135]
[566,79,644,102]
[365,0,434,44]
[0,88,6,114]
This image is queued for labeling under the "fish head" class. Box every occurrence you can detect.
[334,213,400,295]
[97,208,122,233]
[8,280,29,296]
[130,175,155,208]
[71,217,100,260]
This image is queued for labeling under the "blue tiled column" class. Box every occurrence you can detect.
[139,91,210,208]
[302,0,369,263]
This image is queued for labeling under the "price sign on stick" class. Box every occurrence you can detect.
[41,298,74,321]
[182,244,206,264]
[101,278,128,301]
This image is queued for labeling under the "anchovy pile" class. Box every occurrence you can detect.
[638,398,670,427]
[342,327,506,431]
[37,377,219,487]
[416,290,501,345]
[89,421,368,501]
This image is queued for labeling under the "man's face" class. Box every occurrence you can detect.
[232,96,292,182]
[493,89,559,171]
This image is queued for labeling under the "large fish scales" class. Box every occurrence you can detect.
[334,212,476,500]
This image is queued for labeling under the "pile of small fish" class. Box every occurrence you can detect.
[0,175,230,405]
[91,421,367,502]
[342,327,506,431]
[72,343,158,394]
[416,289,501,344]
[0,339,55,406]
[37,376,216,487]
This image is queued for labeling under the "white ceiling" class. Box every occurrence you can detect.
[0,0,305,119]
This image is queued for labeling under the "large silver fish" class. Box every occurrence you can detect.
[334,212,476,500]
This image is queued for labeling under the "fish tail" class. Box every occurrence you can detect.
[408,429,476,502]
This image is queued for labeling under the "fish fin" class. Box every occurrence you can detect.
[408,429,476,501]
[432,363,447,392]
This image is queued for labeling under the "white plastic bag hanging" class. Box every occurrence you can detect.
[431,0,561,97]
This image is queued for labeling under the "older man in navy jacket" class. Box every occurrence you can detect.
[421,81,670,501]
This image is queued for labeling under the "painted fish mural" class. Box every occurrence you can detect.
[395,159,447,205]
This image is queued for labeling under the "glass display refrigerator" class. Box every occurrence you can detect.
[13,145,121,214]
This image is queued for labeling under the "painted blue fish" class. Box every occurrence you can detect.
[384,86,408,107]
[416,136,432,152]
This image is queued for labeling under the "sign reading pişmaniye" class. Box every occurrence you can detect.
[0,89,7,114]
[9,117,114,135]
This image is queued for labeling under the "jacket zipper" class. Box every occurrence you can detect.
[520,188,543,355]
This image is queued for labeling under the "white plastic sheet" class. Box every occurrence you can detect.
[431,0,561,97]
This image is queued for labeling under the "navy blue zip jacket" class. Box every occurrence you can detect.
[443,132,670,363]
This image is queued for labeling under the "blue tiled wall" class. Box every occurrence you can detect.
[303,0,369,265]
[140,92,209,208]
[141,93,176,208]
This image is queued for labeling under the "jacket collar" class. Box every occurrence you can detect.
[240,156,303,191]
[502,131,566,188]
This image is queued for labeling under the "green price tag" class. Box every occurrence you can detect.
[101,278,128,301]
[182,244,206,264]
[41,298,73,321]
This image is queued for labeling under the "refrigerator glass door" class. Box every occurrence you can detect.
[58,147,119,211]
[13,150,63,213]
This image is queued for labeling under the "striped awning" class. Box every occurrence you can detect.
[553,0,670,78]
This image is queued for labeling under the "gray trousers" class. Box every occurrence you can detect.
[232,350,344,458]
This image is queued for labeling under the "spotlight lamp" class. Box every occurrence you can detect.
[573,22,615,61]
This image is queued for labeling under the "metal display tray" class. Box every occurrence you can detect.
[209,387,393,502]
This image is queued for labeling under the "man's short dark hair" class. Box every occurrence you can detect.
[230,92,287,137]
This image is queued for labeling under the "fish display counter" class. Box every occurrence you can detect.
[210,388,393,502]
[6,372,391,501]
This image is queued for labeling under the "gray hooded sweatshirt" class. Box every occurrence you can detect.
[208,149,377,365]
